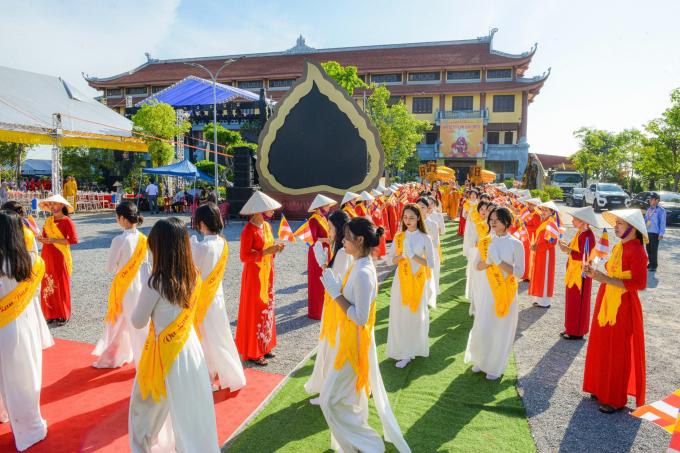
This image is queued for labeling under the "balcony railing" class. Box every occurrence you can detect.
[416,143,439,161]
[436,108,489,125]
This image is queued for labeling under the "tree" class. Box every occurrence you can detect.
[571,127,621,184]
[644,88,680,191]
[132,102,190,167]
[0,142,29,183]
[320,61,367,96]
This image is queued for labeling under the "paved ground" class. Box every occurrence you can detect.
[43,207,680,451]
[514,202,680,452]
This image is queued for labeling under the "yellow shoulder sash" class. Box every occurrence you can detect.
[0,258,45,328]
[194,238,228,334]
[44,216,73,276]
[394,232,431,312]
[257,222,275,305]
[478,235,517,318]
[105,232,148,324]
[597,242,631,327]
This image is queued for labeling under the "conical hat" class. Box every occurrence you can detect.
[389,184,399,191]
[240,191,282,215]
[538,200,559,212]
[602,209,648,243]
[370,189,383,197]
[39,194,74,213]
[383,188,394,195]
[308,194,336,212]
[341,191,361,205]
[359,190,375,201]
[566,206,602,228]
[376,184,387,192]
[525,197,542,206]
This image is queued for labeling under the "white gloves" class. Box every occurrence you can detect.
[321,268,342,299]
[313,241,328,267]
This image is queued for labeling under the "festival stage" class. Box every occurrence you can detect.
[0,339,284,452]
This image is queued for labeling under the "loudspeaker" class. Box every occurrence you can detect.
[232,146,255,188]
[227,186,257,217]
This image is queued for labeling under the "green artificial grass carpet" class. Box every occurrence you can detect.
[227,224,535,453]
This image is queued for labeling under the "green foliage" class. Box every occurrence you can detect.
[62,147,116,185]
[195,159,230,184]
[544,185,564,200]
[530,189,550,202]
[503,178,515,189]
[320,61,367,96]
[132,102,190,167]
[0,142,29,182]
[643,88,680,190]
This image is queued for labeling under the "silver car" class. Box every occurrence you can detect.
[565,187,587,207]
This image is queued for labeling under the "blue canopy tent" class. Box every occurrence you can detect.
[142,159,213,183]
[136,76,261,107]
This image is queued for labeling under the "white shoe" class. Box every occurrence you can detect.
[395,358,412,369]
[471,365,481,373]
[309,397,321,406]
[485,373,500,380]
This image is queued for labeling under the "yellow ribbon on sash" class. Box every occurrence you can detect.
[194,238,228,335]
[137,275,203,402]
[333,265,376,396]
[394,232,431,312]
[478,235,518,318]
[23,227,35,252]
[564,233,583,290]
[105,232,148,324]
[0,258,45,329]
[319,250,341,347]
[310,213,330,236]
[597,242,631,327]
[342,205,358,219]
[44,216,73,276]
[258,222,274,305]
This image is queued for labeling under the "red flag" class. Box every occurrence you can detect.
[293,220,314,246]
[277,215,295,242]
[589,228,610,261]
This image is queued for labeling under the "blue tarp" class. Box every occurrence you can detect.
[136,76,260,107]
[142,160,214,184]
[21,159,52,176]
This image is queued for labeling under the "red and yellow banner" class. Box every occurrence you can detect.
[439,118,484,158]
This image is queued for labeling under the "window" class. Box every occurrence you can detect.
[371,73,402,84]
[504,131,514,144]
[412,97,433,114]
[425,132,437,145]
[151,86,168,94]
[238,80,263,89]
[126,87,148,96]
[106,88,122,97]
[268,79,295,89]
[452,96,473,111]
[358,74,366,82]
[487,132,500,144]
[408,72,440,82]
[388,96,402,106]
[493,95,515,112]
[487,69,512,79]
[446,70,481,81]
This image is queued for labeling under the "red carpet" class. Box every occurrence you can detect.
[0,339,284,452]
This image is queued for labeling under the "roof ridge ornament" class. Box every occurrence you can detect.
[286,35,316,54]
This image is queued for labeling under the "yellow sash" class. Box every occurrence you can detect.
[394,232,431,312]
[137,275,203,402]
[257,222,274,305]
[474,216,488,238]
[333,265,376,396]
[469,207,481,225]
[478,235,518,318]
[44,216,73,276]
[343,205,357,218]
[23,227,35,252]
[105,232,147,324]
[0,258,45,328]
[564,232,583,290]
[534,217,551,244]
[597,242,631,327]
[194,238,228,334]
[310,212,330,236]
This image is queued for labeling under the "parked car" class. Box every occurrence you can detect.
[549,171,584,197]
[584,183,630,212]
[564,187,587,207]
[630,191,680,225]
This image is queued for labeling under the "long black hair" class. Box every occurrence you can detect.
[346,217,384,255]
[328,209,350,268]
[0,210,32,281]
[116,200,144,225]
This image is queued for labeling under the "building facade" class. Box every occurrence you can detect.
[86,29,549,181]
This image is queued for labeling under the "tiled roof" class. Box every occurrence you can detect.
[87,37,536,89]
[533,153,573,169]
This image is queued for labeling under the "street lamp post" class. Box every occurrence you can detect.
[184,59,237,199]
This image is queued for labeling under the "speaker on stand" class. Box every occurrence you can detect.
[228,146,257,216]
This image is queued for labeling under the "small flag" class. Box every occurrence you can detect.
[582,237,590,278]
[589,228,610,261]
[512,226,528,242]
[277,215,295,242]
[293,221,314,246]
[24,215,40,236]
[631,388,680,439]
[545,219,561,244]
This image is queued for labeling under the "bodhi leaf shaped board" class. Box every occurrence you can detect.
[257,61,384,196]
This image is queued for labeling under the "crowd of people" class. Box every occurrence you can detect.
[0,177,653,452]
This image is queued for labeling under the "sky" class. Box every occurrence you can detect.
[2,0,679,158]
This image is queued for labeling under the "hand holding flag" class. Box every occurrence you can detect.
[589,228,610,264]
[278,215,295,242]
[293,220,314,246]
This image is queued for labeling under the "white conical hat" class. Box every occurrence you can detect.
[376,184,387,192]
[341,191,361,205]
[308,194,336,212]
[39,194,74,213]
[383,188,394,195]
[359,190,375,201]
[567,206,602,228]
[525,197,542,206]
[371,189,383,197]
[538,200,559,212]
[389,184,399,191]
[240,191,282,215]
[602,209,648,243]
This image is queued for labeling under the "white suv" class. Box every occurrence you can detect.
[584,183,630,212]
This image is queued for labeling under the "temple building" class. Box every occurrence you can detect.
[86,29,549,181]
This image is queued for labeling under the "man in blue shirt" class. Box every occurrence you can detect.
[644,192,666,272]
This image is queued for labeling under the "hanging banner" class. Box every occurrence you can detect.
[439,118,484,158]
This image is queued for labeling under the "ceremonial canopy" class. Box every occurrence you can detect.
[0,65,146,152]
[136,76,261,107]
[142,159,214,183]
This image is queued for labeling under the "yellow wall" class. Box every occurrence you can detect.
[444,94,481,111]
[404,95,439,122]
[485,91,522,123]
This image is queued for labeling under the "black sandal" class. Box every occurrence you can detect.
[598,404,617,414]
[265,352,276,359]
[252,357,269,366]
[532,302,551,308]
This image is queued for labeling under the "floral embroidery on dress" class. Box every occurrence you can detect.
[256,303,275,350]
[42,273,55,302]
